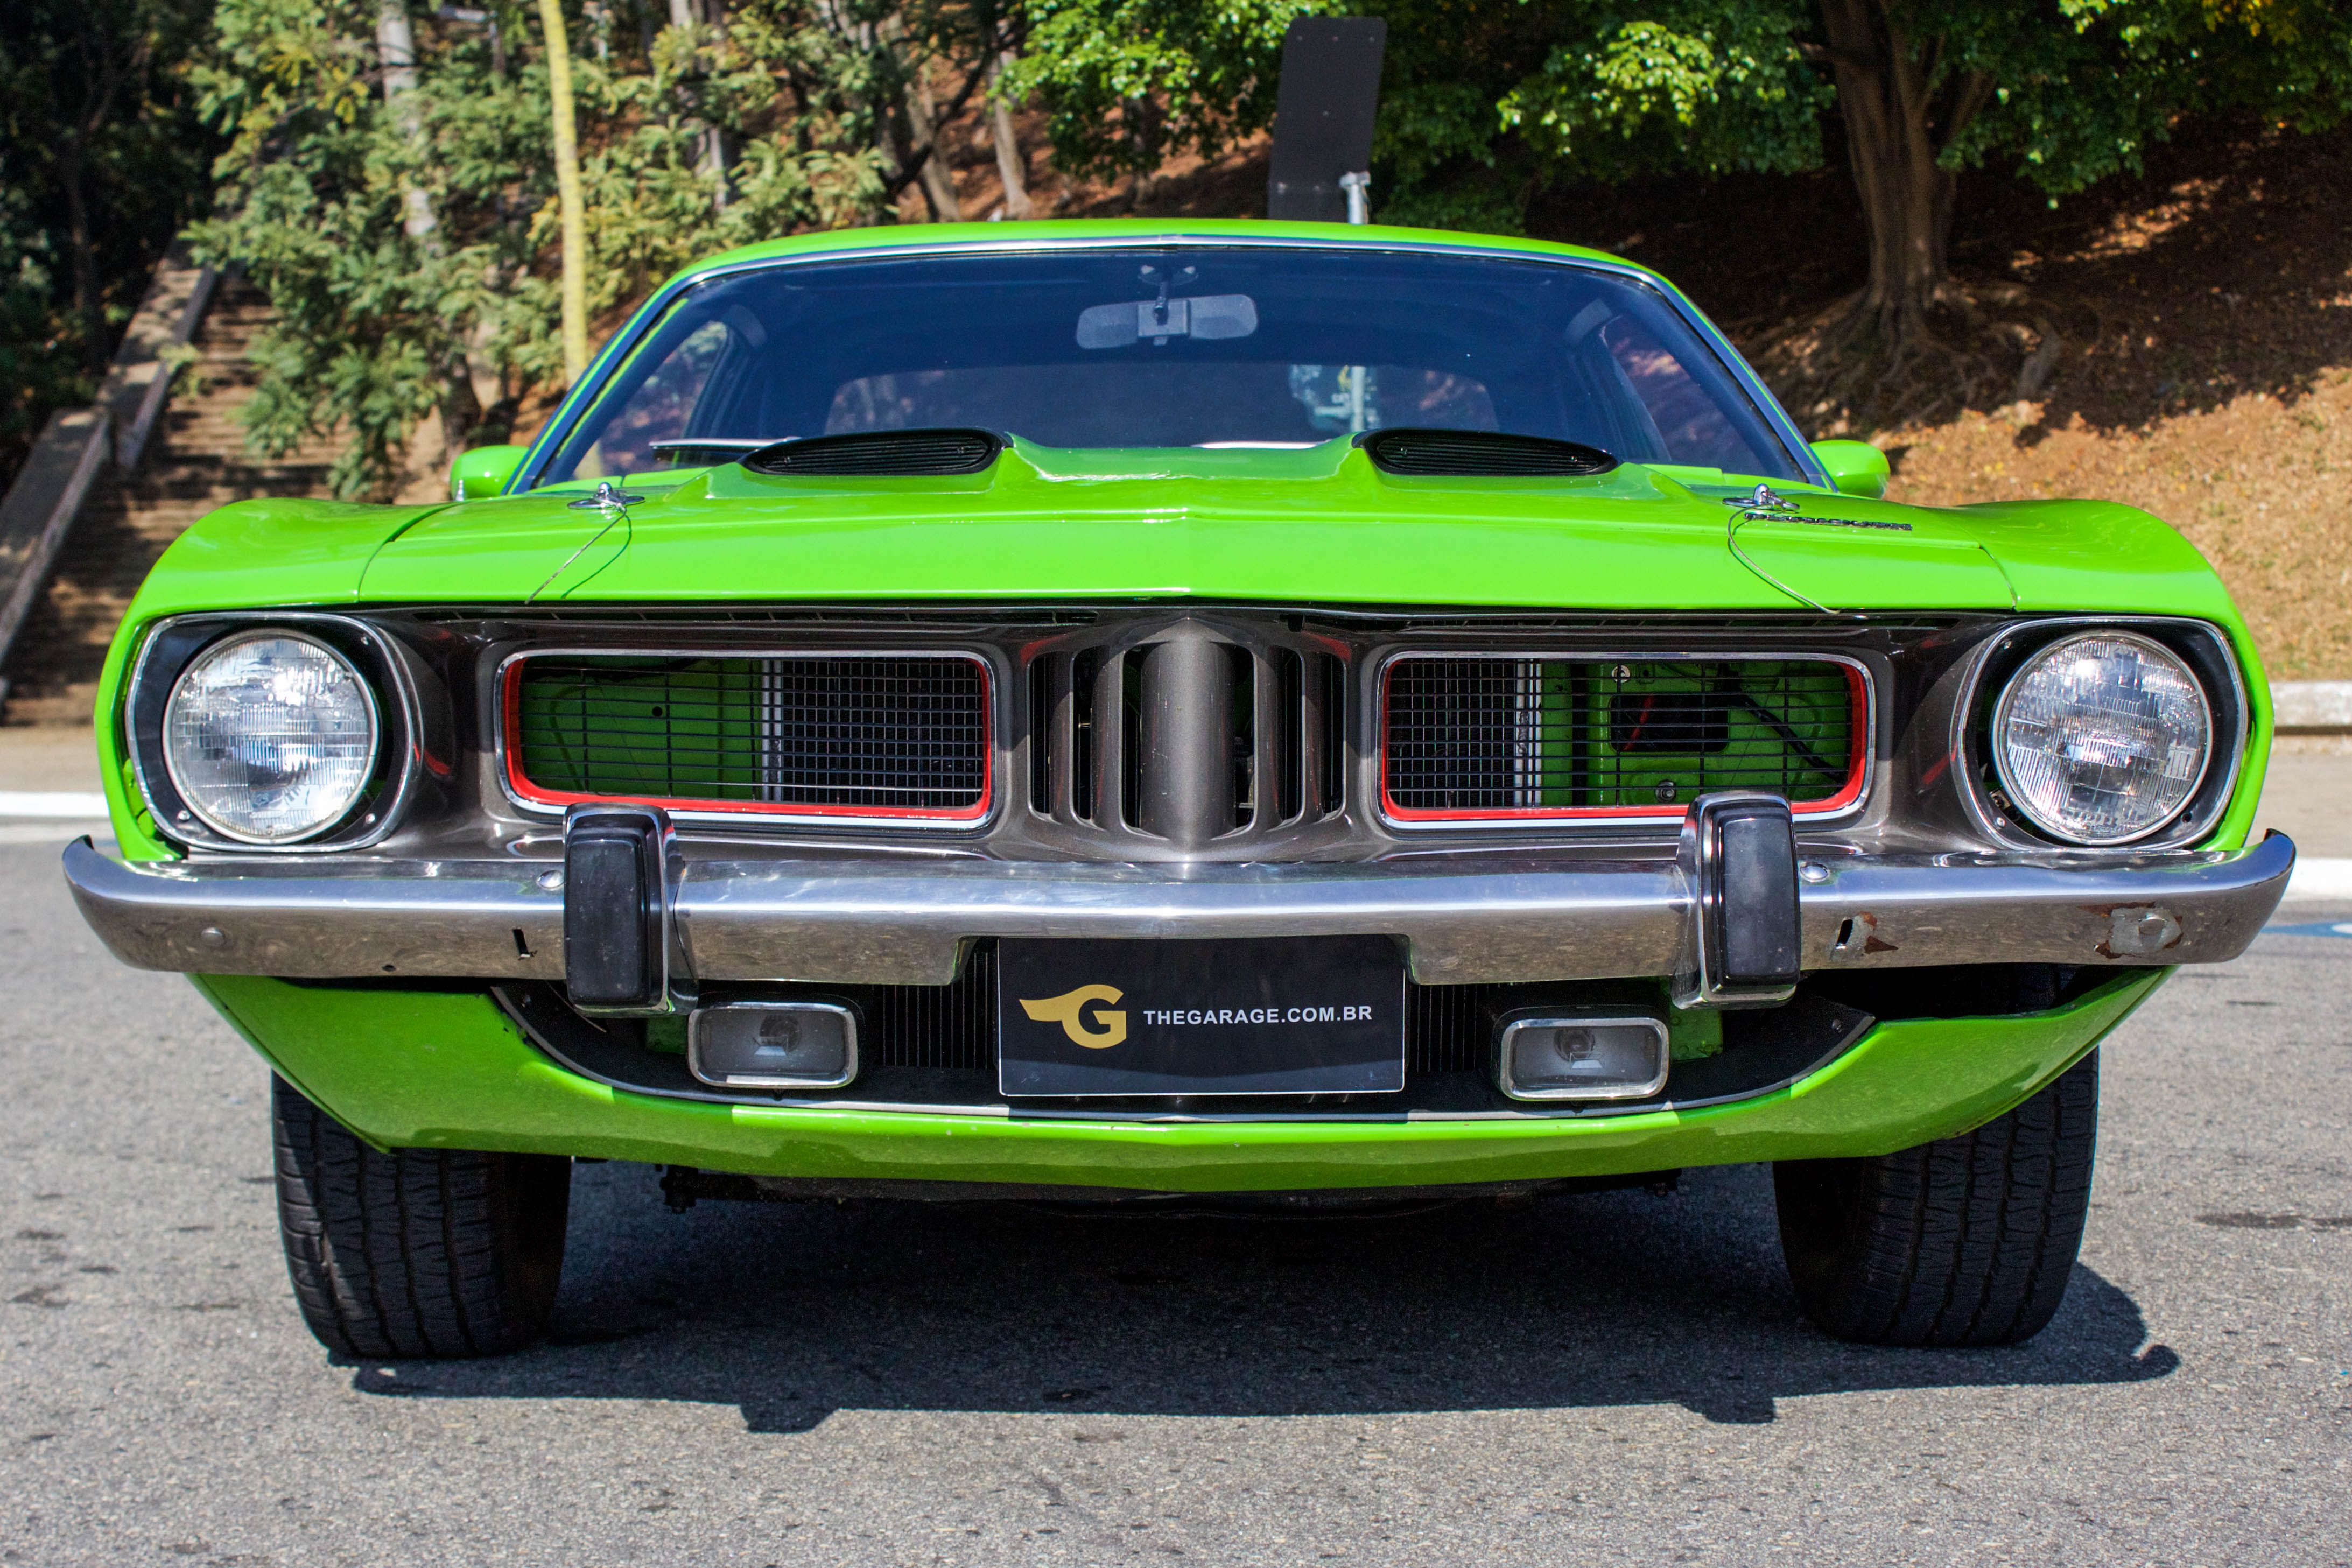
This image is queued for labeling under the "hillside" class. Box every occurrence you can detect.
[1539,122,2352,678]
[6,120,2345,726]
[1083,120,2352,676]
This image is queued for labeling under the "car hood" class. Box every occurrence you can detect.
[332,439,2227,618]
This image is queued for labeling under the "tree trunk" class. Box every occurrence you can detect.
[903,59,963,220]
[55,133,106,378]
[986,53,1032,219]
[539,0,591,383]
[1814,0,1994,349]
[380,0,481,453]
[666,0,729,210]
[59,14,139,380]
[377,1,437,242]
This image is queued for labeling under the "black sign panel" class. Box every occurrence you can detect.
[1266,17,1388,222]
[998,936,1406,1098]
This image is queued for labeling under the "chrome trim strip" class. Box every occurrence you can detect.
[65,830,2293,987]
[1370,647,1874,831]
[494,644,1000,831]
[511,234,1830,495]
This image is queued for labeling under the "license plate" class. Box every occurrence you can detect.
[996,936,1406,1098]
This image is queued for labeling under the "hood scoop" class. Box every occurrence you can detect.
[745,427,1003,477]
[1359,427,1617,477]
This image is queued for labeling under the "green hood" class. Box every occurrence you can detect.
[328,440,2230,620]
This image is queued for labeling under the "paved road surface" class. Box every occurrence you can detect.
[1,824,2347,1566]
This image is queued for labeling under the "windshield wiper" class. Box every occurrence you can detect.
[647,437,782,455]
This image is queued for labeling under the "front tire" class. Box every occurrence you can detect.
[1774,1050,2098,1346]
[272,1075,571,1358]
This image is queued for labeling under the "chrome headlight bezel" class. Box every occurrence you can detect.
[1989,630,2212,846]
[160,630,381,846]
[126,613,436,854]
[1960,617,2245,853]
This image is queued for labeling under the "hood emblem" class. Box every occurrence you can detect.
[568,480,645,511]
[1721,482,1912,532]
[1724,483,1798,513]
[533,480,642,603]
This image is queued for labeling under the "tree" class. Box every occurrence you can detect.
[1795,0,2352,371]
[1012,0,2352,410]
[0,0,215,483]
[189,0,913,496]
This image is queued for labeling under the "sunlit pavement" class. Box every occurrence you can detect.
[0,774,2346,1564]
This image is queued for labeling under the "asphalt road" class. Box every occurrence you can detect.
[2,830,2347,1567]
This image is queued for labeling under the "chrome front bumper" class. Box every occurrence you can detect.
[64,832,2294,987]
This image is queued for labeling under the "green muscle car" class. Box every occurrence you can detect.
[66,220,2291,1359]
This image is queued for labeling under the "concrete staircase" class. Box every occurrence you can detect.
[0,279,342,724]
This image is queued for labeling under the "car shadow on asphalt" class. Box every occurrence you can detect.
[343,1159,2178,1429]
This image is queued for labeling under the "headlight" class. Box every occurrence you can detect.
[1991,630,2212,846]
[162,631,380,844]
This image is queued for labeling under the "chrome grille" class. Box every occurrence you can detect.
[508,653,989,816]
[1383,657,1859,816]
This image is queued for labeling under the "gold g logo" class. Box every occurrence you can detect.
[1020,984,1128,1049]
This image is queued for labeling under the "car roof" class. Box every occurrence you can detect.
[671,219,1648,291]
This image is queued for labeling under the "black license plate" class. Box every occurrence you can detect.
[996,936,1406,1098]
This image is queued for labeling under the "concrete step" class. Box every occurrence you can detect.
[0,277,345,725]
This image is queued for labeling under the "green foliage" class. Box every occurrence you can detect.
[0,0,216,487]
[190,0,546,496]
[191,0,905,498]
[1386,0,1823,228]
[998,0,1822,229]
[1002,0,1330,179]
[1008,0,2351,243]
[179,0,2352,497]
[1931,0,2352,195]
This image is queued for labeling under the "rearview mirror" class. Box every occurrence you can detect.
[1077,294,1259,349]
[450,444,529,501]
[1809,439,1889,500]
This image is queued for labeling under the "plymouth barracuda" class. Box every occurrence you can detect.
[64,220,2291,1356]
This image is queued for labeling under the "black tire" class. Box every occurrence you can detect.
[1773,1049,2098,1347]
[271,1075,571,1358]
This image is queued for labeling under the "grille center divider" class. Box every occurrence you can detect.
[1024,616,1348,850]
[1141,626,1237,849]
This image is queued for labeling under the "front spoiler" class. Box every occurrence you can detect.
[65,832,2294,987]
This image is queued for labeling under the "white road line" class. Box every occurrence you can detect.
[2282,855,2352,902]
[0,790,110,818]
[0,825,111,847]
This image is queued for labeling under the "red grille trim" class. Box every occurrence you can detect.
[499,652,995,824]
[1378,656,1869,824]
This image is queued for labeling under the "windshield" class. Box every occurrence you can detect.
[539,245,1805,484]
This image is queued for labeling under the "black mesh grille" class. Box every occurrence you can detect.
[1408,983,1496,1074]
[1384,657,1857,813]
[1361,428,1617,477]
[745,428,1001,476]
[872,944,997,1069]
[512,653,988,813]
